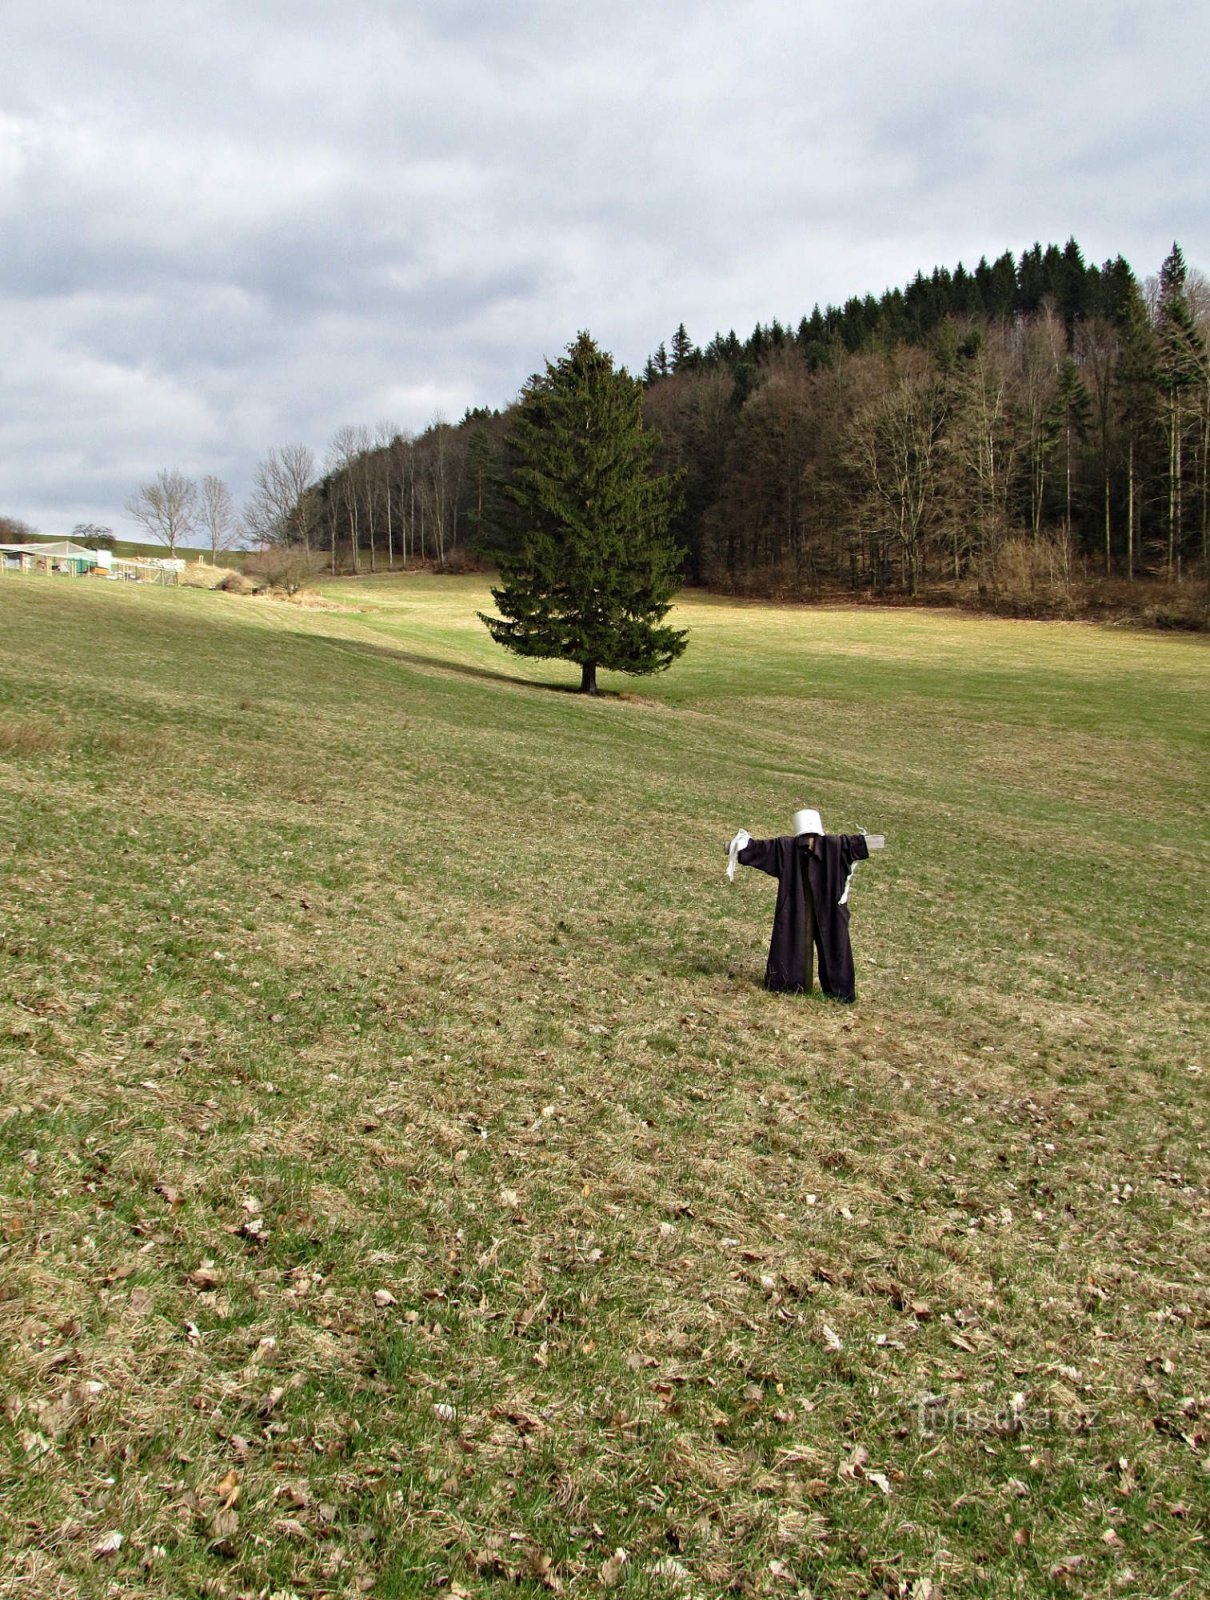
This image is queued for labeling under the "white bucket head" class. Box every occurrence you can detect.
[793,808,824,836]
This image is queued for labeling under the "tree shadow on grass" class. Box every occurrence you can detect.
[300,629,637,698]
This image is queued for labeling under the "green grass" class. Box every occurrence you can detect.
[1,571,1207,1599]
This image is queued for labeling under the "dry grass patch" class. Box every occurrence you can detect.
[0,719,63,758]
[181,562,242,591]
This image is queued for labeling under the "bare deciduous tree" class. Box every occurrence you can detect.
[244,445,318,551]
[945,331,1020,586]
[328,426,371,572]
[413,416,465,569]
[71,522,115,548]
[1012,306,1064,541]
[375,420,405,568]
[124,468,198,556]
[199,475,238,563]
[847,353,947,596]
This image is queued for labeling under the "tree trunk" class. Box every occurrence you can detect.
[1167,397,1179,579]
[580,662,598,695]
[1064,420,1073,538]
[1202,407,1210,622]
[367,466,377,574]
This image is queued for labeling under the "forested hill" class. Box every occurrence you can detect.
[641,239,1136,382]
[294,238,1207,621]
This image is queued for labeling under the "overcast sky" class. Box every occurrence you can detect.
[4,0,1207,540]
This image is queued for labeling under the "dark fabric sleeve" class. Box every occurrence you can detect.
[737,837,781,877]
[840,834,870,870]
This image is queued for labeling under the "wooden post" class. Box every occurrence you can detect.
[802,863,816,993]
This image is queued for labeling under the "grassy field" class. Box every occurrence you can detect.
[0,572,1206,1599]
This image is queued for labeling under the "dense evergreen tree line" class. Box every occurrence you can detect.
[642,240,1139,384]
[293,239,1209,613]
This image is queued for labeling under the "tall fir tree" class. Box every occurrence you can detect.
[461,422,499,555]
[669,322,697,371]
[480,333,687,694]
[1154,243,1208,577]
[642,342,670,384]
[1114,273,1157,581]
[1051,358,1093,538]
[1075,317,1123,575]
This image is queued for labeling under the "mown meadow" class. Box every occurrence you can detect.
[0,573,1206,1599]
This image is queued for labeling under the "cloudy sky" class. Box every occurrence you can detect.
[4,0,1207,540]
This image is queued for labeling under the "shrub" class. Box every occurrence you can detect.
[965,536,1078,618]
[242,547,321,594]
[181,561,240,590]
[1087,575,1208,630]
[216,571,259,595]
[439,546,484,575]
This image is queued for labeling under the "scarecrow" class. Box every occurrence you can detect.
[727,808,884,1003]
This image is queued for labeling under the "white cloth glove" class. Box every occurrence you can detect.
[725,828,751,881]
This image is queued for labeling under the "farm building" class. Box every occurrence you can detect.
[0,540,104,576]
[0,543,182,584]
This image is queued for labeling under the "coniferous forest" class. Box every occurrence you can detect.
[291,239,1209,621]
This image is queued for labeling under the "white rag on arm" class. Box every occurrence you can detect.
[725,829,751,882]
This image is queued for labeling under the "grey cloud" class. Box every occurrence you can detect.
[2,0,1207,536]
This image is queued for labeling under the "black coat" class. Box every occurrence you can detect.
[738,832,870,1001]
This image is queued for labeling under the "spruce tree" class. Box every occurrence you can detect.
[1154,243,1207,577]
[670,322,697,371]
[1114,276,1158,582]
[1051,358,1093,537]
[479,333,687,695]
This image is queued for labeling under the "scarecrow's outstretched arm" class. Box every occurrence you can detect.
[726,830,781,879]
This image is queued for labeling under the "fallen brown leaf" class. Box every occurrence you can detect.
[600,1549,628,1588]
[211,1506,239,1540]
